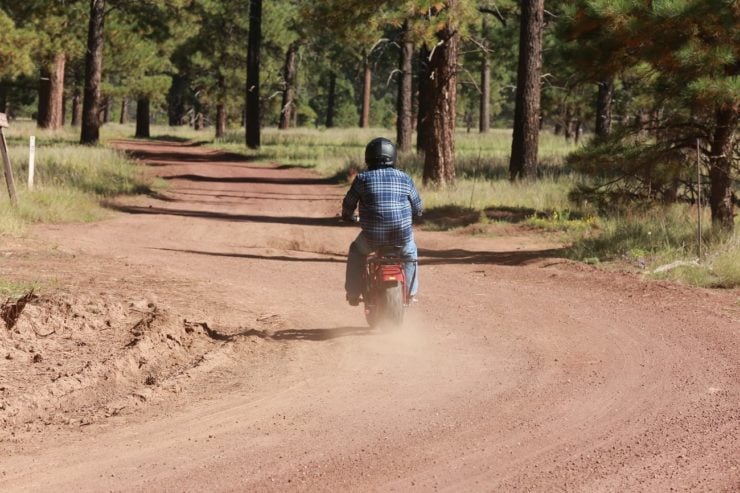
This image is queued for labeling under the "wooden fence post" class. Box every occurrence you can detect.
[0,113,18,207]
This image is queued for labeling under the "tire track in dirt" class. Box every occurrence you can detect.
[0,140,737,491]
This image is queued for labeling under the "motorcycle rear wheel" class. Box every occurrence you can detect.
[365,283,404,328]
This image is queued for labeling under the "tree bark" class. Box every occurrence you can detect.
[563,107,572,141]
[214,69,226,138]
[71,87,82,126]
[135,97,150,138]
[102,96,111,124]
[0,86,7,114]
[81,0,106,145]
[279,41,299,130]
[216,104,226,138]
[359,52,371,128]
[708,105,737,231]
[38,52,66,130]
[245,0,262,149]
[422,14,459,187]
[416,45,431,154]
[37,68,51,127]
[479,18,491,133]
[194,112,204,131]
[120,98,128,124]
[595,78,614,138]
[396,20,413,153]
[326,72,336,128]
[509,0,544,180]
[167,75,187,126]
[636,108,650,137]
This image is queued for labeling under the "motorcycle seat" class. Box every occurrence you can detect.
[373,245,404,258]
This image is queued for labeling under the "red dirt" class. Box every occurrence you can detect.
[0,139,738,491]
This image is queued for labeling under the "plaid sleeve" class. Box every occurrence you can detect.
[407,176,423,216]
[342,176,361,220]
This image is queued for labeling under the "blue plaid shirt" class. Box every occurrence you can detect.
[342,167,423,247]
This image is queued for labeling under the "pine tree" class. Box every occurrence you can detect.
[565,0,739,231]
[509,0,544,181]
[0,10,33,81]
[80,0,106,145]
[2,1,87,130]
[245,0,262,148]
[421,1,460,186]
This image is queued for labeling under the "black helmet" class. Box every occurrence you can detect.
[365,137,397,169]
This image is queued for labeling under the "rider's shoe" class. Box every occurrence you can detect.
[347,294,361,306]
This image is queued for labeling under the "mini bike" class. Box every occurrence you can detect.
[362,246,411,328]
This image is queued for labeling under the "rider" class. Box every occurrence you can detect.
[342,137,423,306]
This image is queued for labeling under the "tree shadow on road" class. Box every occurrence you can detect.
[174,187,344,199]
[111,204,345,227]
[222,326,373,341]
[153,247,344,263]
[161,190,343,203]
[150,246,561,267]
[420,247,566,266]
[163,174,342,185]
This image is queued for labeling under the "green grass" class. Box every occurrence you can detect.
[567,205,740,287]
[0,278,39,299]
[139,123,740,288]
[0,120,152,234]
[211,127,392,176]
[568,206,713,261]
[1,121,736,288]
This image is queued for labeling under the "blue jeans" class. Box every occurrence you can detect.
[345,232,419,299]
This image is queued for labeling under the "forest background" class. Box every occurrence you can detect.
[0,0,737,288]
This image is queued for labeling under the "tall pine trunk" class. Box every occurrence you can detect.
[326,72,336,128]
[37,68,50,127]
[167,75,187,126]
[120,98,128,124]
[81,0,106,145]
[709,105,737,231]
[245,0,262,149]
[396,20,413,153]
[135,98,150,138]
[215,70,227,138]
[102,96,111,124]
[595,78,614,138]
[279,41,299,130]
[422,15,459,187]
[416,45,431,154]
[38,52,66,130]
[216,104,226,138]
[509,0,544,180]
[479,18,491,133]
[359,52,371,128]
[0,86,7,113]
[71,87,82,126]
[62,91,67,125]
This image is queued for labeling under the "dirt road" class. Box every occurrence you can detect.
[1,140,738,491]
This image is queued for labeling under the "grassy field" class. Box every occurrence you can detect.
[0,121,151,234]
[0,121,736,288]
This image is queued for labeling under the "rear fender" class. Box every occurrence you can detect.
[380,265,404,283]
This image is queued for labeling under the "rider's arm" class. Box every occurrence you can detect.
[408,177,423,218]
[342,176,361,221]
